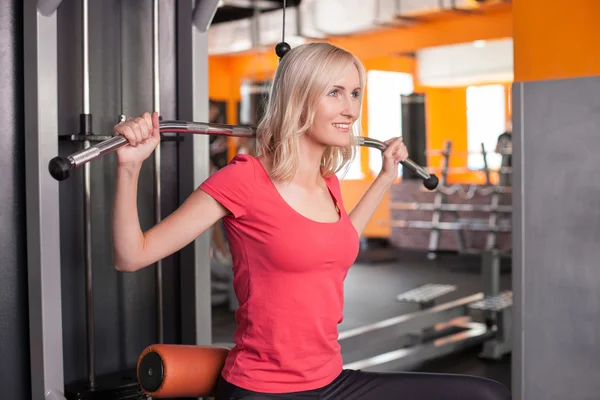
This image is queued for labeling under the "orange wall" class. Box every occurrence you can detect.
[513,0,600,82]
[424,87,468,179]
[329,3,512,60]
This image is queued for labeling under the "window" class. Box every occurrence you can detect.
[466,84,506,170]
[337,137,364,180]
[367,70,414,176]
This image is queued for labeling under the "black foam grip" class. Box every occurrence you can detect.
[48,156,73,181]
[423,174,439,190]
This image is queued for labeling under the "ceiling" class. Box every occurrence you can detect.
[212,0,302,24]
[207,0,512,55]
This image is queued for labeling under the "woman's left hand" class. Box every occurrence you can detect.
[378,137,409,184]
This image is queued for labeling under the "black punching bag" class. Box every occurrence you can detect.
[239,80,270,125]
[401,93,428,179]
[0,0,31,399]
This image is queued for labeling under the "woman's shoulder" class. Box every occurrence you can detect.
[203,154,258,187]
[222,153,258,175]
[200,154,260,218]
[228,153,255,165]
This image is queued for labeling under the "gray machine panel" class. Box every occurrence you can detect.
[512,76,600,400]
[177,0,212,346]
[23,1,65,397]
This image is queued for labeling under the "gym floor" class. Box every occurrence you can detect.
[212,249,512,391]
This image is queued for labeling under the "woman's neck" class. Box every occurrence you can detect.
[261,137,326,188]
[292,137,326,187]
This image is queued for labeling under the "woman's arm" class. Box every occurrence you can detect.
[348,136,408,237]
[348,176,392,236]
[111,162,229,272]
[109,112,231,272]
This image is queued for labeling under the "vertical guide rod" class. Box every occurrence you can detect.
[82,0,96,388]
[152,0,164,344]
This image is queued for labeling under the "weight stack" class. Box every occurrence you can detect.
[64,370,147,400]
[239,80,270,125]
[401,93,428,179]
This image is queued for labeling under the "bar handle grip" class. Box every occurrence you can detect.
[401,158,439,190]
[356,137,438,190]
[48,135,128,181]
[48,156,74,181]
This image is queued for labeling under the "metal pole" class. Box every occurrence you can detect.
[152,0,164,344]
[82,0,95,387]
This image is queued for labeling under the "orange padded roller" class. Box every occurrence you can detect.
[137,344,230,398]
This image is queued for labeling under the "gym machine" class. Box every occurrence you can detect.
[24,0,220,398]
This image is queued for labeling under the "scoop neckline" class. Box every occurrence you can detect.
[251,156,343,225]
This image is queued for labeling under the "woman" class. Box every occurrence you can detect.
[111,43,510,400]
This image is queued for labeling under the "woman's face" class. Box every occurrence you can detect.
[308,65,362,148]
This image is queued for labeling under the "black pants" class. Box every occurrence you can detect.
[215,369,511,400]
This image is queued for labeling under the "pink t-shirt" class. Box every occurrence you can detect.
[199,154,360,393]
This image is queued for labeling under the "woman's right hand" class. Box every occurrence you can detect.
[114,111,161,166]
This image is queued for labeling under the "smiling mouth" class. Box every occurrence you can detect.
[332,123,351,131]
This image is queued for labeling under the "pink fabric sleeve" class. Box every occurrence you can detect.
[199,154,256,218]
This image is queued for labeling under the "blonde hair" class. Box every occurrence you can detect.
[253,42,367,181]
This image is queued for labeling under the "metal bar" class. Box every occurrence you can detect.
[391,202,513,213]
[427,166,513,174]
[152,0,160,114]
[118,0,125,122]
[482,249,501,297]
[81,0,95,387]
[24,0,65,397]
[481,142,491,185]
[48,123,438,190]
[82,0,89,115]
[485,194,500,249]
[343,322,492,372]
[338,293,483,350]
[390,220,512,232]
[221,0,281,9]
[355,137,437,188]
[427,140,466,258]
[152,0,164,345]
[426,148,513,156]
[250,3,260,48]
[422,184,513,196]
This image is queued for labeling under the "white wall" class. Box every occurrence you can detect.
[417,38,513,87]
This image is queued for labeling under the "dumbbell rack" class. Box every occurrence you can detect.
[425,140,465,259]
[390,140,512,258]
